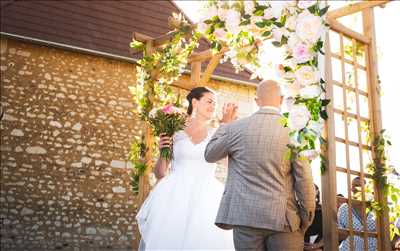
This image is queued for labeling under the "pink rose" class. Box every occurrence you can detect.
[162,104,174,114]
[293,43,313,63]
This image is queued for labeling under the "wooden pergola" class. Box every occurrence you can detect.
[132,1,392,250]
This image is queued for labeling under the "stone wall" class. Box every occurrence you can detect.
[0,37,255,250]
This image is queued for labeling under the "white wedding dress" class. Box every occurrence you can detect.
[136,129,234,250]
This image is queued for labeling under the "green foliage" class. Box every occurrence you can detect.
[366,129,400,240]
[128,139,147,195]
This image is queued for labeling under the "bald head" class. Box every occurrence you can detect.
[255,80,283,108]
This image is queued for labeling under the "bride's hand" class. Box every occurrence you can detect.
[159,133,172,150]
[220,103,238,124]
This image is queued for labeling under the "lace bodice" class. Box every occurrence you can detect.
[170,129,217,177]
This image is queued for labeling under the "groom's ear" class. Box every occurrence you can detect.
[254,97,259,106]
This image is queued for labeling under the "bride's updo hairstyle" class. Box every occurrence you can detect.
[186,87,214,115]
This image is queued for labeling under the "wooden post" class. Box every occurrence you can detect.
[362,8,391,251]
[191,61,202,86]
[321,33,339,251]
[201,53,224,84]
[138,39,155,206]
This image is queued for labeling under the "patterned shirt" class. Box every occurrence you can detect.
[338,203,377,251]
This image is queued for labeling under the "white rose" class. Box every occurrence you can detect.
[272,28,283,42]
[307,119,324,135]
[214,28,227,41]
[270,1,285,19]
[207,5,218,19]
[296,10,323,43]
[282,97,295,112]
[288,35,301,50]
[297,0,317,9]
[197,21,209,34]
[299,85,322,99]
[283,81,301,96]
[263,8,274,19]
[244,1,255,15]
[288,104,311,130]
[299,149,319,160]
[295,66,320,86]
[149,108,158,119]
[285,15,297,31]
[218,7,229,21]
[225,9,241,35]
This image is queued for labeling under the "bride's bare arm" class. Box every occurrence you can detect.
[153,158,171,179]
[153,134,172,179]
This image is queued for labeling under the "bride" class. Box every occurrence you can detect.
[136,87,237,250]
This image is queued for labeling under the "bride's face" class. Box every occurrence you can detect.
[193,92,216,120]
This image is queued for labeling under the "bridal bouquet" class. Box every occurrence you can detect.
[148,104,187,160]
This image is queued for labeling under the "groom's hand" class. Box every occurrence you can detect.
[220,103,238,124]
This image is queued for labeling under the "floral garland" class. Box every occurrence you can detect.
[128,13,200,193]
[366,129,400,240]
[198,0,330,166]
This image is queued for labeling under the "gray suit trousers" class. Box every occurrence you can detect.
[233,225,304,251]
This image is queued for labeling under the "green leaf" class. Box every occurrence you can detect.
[281,35,288,45]
[283,66,292,72]
[274,21,284,28]
[307,4,318,15]
[272,41,281,47]
[320,109,328,120]
[285,55,293,60]
[130,40,144,50]
[320,6,330,16]
[280,15,287,26]
[243,14,251,19]
[240,19,251,26]
[204,19,212,25]
[262,30,271,37]
[256,21,267,28]
[254,9,264,16]
[321,99,331,106]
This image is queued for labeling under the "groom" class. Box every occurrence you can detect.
[205,80,316,251]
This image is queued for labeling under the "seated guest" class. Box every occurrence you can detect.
[337,177,377,251]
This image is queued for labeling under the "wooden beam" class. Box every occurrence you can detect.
[327,1,390,19]
[191,61,202,86]
[133,32,176,48]
[172,78,195,91]
[201,53,224,83]
[321,33,339,251]
[188,47,229,63]
[362,8,391,251]
[328,18,370,44]
[133,32,153,43]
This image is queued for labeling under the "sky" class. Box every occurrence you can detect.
[174,0,400,195]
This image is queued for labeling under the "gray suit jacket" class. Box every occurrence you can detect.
[205,108,315,232]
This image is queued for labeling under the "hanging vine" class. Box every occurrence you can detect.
[366,129,400,240]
